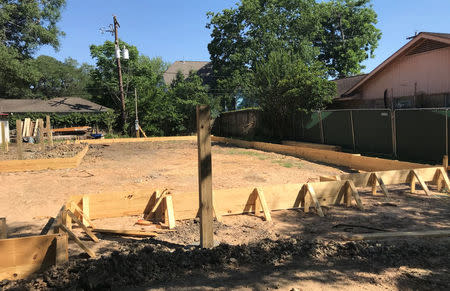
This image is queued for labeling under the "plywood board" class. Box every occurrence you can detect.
[0,234,67,280]
[212,136,431,172]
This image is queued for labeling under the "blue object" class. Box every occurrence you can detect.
[91,133,103,139]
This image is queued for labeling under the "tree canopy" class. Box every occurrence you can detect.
[207,0,381,110]
[0,0,66,98]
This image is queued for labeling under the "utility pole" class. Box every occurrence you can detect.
[113,15,127,134]
[134,88,139,138]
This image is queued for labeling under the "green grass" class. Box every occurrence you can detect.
[226,149,270,160]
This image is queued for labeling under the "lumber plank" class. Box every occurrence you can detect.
[74,135,196,145]
[0,217,6,239]
[306,184,324,217]
[281,140,341,151]
[347,229,450,241]
[65,210,99,243]
[412,170,431,195]
[374,173,390,197]
[16,119,23,160]
[439,168,450,191]
[0,234,65,280]
[1,122,8,152]
[46,115,53,147]
[58,224,96,258]
[212,136,430,172]
[82,195,90,227]
[70,202,96,229]
[164,195,176,229]
[255,188,272,221]
[40,217,56,235]
[92,229,158,237]
[197,105,214,248]
[347,181,364,210]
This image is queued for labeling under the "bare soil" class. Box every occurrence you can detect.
[1,140,449,290]
[0,143,85,160]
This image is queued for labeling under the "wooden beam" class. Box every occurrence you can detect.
[58,224,96,258]
[65,210,99,243]
[412,170,431,195]
[38,119,45,151]
[71,202,96,229]
[0,234,68,280]
[74,135,196,145]
[439,168,450,191]
[443,155,448,170]
[346,181,364,210]
[164,195,176,229]
[40,217,56,235]
[254,188,271,221]
[46,115,53,147]
[212,136,430,172]
[197,105,214,248]
[1,122,8,153]
[306,184,324,217]
[373,173,390,197]
[92,228,157,237]
[82,195,90,227]
[16,119,23,160]
[0,217,6,239]
[346,229,450,241]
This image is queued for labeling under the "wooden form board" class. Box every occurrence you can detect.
[0,234,68,280]
[74,135,196,145]
[0,145,88,173]
[212,136,431,172]
[320,167,447,188]
[68,180,362,221]
[282,140,341,151]
[346,229,450,241]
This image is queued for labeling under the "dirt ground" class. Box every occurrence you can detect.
[0,142,85,160]
[1,140,449,290]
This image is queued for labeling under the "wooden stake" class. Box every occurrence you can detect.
[252,188,271,221]
[438,168,450,190]
[40,217,56,235]
[38,119,45,151]
[443,155,448,170]
[411,170,431,195]
[409,172,416,193]
[71,202,95,229]
[82,196,90,227]
[0,217,7,239]
[46,115,53,147]
[373,173,390,197]
[1,122,7,153]
[197,105,214,248]
[65,210,99,242]
[16,119,23,160]
[164,195,176,229]
[305,184,324,217]
[346,181,364,210]
[58,224,96,258]
[55,234,69,265]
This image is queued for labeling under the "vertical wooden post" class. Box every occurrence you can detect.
[0,217,6,239]
[443,155,448,171]
[197,105,214,248]
[16,119,23,160]
[55,234,69,264]
[38,119,45,151]
[82,196,90,227]
[1,121,7,152]
[46,115,53,147]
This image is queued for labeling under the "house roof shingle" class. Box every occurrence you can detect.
[163,61,212,85]
[0,97,110,113]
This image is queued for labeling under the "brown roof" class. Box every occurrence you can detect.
[163,61,212,85]
[344,32,450,96]
[333,74,367,98]
[0,97,110,113]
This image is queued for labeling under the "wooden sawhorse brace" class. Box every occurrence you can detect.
[432,167,450,192]
[144,190,176,229]
[299,181,364,217]
[407,169,440,196]
[368,173,390,197]
[248,188,272,221]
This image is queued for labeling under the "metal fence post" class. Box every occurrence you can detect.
[350,110,356,152]
[391,109,397,158]
[318,111,324,144]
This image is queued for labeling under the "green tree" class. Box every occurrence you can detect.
[207,0,380,108]
[251,50,335,137]
[32,55,93,99]
[0,0,66,98]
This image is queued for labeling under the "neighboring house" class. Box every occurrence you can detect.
[0,97,110,114]
[329,32,450,109]
[163,61,213,86]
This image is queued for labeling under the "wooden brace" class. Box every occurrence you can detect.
[251,188,272,221]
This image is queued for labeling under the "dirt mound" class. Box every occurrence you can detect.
[2,238,449,290]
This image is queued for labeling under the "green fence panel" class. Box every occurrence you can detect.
[352,109,393,155]
[322,110,353,150]
[301,111,321,143]
[396,109,446,163]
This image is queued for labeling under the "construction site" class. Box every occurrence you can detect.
[0,111,449,291]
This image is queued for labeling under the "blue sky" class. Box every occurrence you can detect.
[38,0,450,74]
